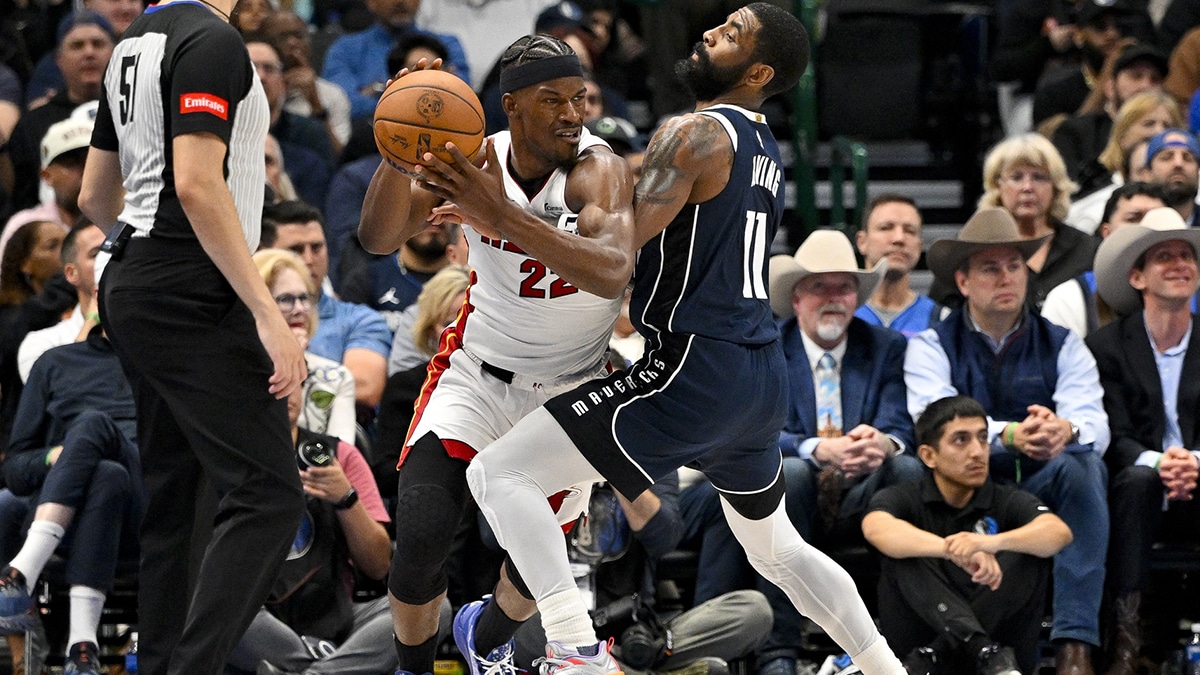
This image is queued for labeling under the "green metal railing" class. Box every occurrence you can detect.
[828,135,869,234]
[792,0,870,240]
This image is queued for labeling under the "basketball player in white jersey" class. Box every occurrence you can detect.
[358,35,636,675]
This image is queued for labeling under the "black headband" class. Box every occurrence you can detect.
[499,54,583,94]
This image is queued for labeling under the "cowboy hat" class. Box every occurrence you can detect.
[926,207,1050,283]
[1094,207,1200,315]
[768,229,886,319]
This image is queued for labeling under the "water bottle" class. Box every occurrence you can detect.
[1186,622,1200,675]
[126,631,138,674]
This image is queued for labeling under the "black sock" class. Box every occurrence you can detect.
[474,598,524,657]
[395,633,440,675]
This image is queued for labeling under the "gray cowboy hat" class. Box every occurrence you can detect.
[768,229,886,319]
[926,207,1050,283]
[1094,207,1200,315]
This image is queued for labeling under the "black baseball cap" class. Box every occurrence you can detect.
[1113,43,1168,78]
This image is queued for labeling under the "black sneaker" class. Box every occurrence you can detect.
[976,643,1021,675]
[902,646,939,675]
[64,641,101,675]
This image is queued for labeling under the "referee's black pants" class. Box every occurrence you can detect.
[100,237,304,675]
[877,551,1049,674]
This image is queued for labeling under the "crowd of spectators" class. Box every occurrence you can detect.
[5,0,1200,674]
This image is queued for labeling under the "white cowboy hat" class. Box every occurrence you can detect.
[926,207,1050,284]
[768,229,886,319]
[1094,206,1200,315]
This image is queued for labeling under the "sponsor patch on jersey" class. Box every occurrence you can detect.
[180,92,228,120]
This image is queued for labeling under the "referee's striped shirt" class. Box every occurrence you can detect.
[92,0,269,251]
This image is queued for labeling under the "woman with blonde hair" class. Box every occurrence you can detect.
[254,247,357,445]
[932,134,1099,311]
[1068,91,1183,234]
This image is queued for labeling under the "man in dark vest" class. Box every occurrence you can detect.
[904,207,1111,675]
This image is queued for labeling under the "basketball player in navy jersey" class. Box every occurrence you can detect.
[417,4,906,674]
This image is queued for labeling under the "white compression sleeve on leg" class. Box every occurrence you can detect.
[467,408,604,647]
[718,497,904,675]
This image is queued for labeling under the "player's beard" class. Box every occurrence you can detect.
[405,230,451,263]
[676,44,745,103]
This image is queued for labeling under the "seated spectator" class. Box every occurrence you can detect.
[6,12,113,214]
[1066,90,1182,235]
[1050,43,1167,188]
[268,200,391,414]
[17,220,106,382]
[341,220,462,333]
[249,41,334,211]
[259,11,353,153]
[265,133,300,205]
[23,0,140,107]
[1032,0,1151,126]
[1087,208,1200,675]
[254,247,357,445]
[320,0,470,122]
[0,220,71,453]
[863,395,1072,675]
[852,193,946,338]
[0,62,20,217]
[930,134,1097,312]
[1043,182,1167,337]
[2,116,94,253]
[1145,128,1200,226]
[374,264,470,496]
[906,207,1110,675]
[510,473,772,675]
[1164,25,1200,111]
[227,384,393,675]
[230,0,275,37]
[749,230,923,675]
[0,324,142,675]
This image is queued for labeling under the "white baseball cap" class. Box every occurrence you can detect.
[40,116,94,169]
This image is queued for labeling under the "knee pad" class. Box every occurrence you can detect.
[389,432,471,604]
[720,476,786,521]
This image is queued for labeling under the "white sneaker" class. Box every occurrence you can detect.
[537,640,624,675]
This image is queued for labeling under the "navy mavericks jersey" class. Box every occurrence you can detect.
[630,104,784,345]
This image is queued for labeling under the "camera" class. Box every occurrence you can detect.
[297,438,334,470]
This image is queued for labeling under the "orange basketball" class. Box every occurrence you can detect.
[373,69,485,172]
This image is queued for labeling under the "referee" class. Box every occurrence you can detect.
[78,0,307,673]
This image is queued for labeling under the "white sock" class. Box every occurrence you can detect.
[67,586,105,649]
[850,635,906,675]
[540,589,596,649]
[10,521,65,590]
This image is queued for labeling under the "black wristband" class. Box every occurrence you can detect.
[333,487,358,510]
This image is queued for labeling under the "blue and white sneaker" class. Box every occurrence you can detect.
[0,566,34,635]
[454,596,518,675]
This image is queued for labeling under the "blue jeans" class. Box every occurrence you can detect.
[990,450,1108,645]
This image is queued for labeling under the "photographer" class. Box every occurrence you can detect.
[514,472,772,675]
[227,386,394,675]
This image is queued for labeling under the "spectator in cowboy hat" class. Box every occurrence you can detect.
[906,207,1110,675]
[1086,206,1200,675]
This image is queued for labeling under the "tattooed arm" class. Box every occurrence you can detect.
[633,113,735,248]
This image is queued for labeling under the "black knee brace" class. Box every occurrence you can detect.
[388,432,472,604]
[502,554,534,600]
[719,474,786,521]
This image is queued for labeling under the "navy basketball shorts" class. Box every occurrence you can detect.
[544,332,788,499]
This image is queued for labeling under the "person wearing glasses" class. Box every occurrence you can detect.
[254,248,357,445]
[267,200,392,417]
[930,134,1099,312]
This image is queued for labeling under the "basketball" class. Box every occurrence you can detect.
[373,69,486,172]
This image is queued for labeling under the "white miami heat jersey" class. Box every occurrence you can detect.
[461,128,621,380]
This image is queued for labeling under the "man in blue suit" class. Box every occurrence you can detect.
[745,230,925,675]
